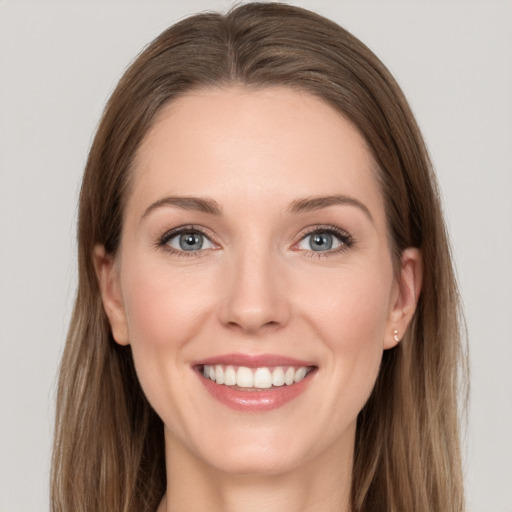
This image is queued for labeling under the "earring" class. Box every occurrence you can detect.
[393,329,400,343]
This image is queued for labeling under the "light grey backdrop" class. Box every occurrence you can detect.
[1,1,511,511]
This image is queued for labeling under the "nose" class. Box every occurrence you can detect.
[218,247,291,334]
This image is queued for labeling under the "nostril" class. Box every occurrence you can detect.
[225,318,282,333]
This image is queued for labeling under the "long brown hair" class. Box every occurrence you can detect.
[51,3,466,511]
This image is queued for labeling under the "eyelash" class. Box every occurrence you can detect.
[157,225,217,258]
[156,224,354,258]
[296,225,354,259]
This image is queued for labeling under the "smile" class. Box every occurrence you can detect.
[202,364,313,389]
[194,355,317,412]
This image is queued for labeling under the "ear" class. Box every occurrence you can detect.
[384,247,423,349]
[93,244,130,346]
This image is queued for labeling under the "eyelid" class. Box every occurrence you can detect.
[157,225,219,255]
[292,224,354,255]
[155,223,354,257]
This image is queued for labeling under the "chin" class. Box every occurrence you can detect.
[187,424,322,477]
[208,446,304,476]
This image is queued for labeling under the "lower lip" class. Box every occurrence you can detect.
[197,368,316,412]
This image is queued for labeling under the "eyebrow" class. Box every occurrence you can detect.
[141,194,373,223]
[287,195,374,223]
[141,196,222,220]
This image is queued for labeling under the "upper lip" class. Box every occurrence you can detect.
[193,353,316,368]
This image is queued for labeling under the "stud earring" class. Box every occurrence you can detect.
[393,329,400,343]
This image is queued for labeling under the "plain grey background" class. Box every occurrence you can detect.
[1,1,511,511]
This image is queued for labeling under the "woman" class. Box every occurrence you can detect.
[51,3,466,511]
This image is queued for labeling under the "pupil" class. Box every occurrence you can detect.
[311,233,332,251]
[179,232,202,251]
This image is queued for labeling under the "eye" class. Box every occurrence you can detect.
[296,228,352,253]
[163,229,215,252]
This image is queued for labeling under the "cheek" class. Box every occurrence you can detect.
[121,261,211,349]
[118,259,203,392]
[298,263,393,396]
[301,261,393,340]
[118,261,218,438]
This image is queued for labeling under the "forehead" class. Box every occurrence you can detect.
[129,86,385,223]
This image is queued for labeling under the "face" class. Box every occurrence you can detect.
[96,87,421,477]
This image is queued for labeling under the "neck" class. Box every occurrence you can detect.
[158,430,353,512]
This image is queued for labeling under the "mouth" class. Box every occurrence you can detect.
[199,364,315,391]
[193,355,317,411]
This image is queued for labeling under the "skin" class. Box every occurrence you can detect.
[95,87,422,512]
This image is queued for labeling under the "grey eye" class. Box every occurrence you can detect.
[298,231,342,252]
[167,231,214,252]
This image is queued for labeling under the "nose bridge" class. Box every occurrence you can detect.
[219,237,289,333]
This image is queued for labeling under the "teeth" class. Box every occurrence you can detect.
[224,365,236,386]
[236,366,253,388]
[294,367,307,383]
[202,364,311,389]
[253,368,272,388]
[272,367,285,387]
[215,365,224,385]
